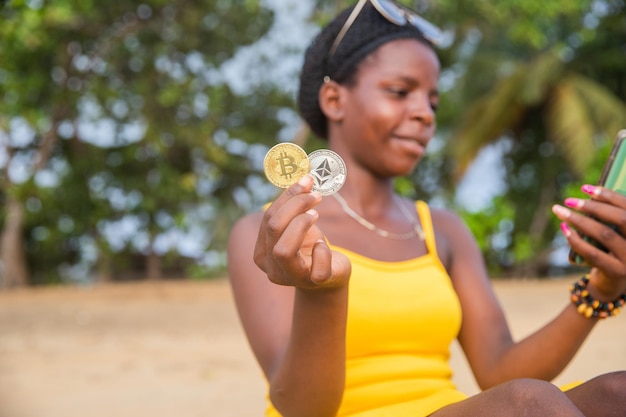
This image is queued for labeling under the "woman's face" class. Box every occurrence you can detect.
[334,38,440,178]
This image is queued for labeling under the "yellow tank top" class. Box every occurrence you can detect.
[266,201,467,417]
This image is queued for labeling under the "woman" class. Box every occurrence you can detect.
[227,2,626,416]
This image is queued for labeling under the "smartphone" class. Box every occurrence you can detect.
[569,129,626,266]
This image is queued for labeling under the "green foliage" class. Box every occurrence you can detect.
[435,0,626,276]
[562,140,614,199]
[0,0,289,283]
[1,0,625,283]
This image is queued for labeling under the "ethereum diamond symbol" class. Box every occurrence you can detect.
[312,158,332,186]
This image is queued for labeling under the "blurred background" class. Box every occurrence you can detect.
[1,1,626,416]
[0,0,625,285]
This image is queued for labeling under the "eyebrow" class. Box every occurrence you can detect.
[391,74,440,95]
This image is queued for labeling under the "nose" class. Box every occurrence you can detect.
[408,94,435,127]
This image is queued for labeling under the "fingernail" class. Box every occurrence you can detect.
[581,184,600,196]
[306,209,318,218]
[564,198,584,209]
[552,204,571,218]
[298,174,312,187]
[311,190,321,200]
[560,222,572,237]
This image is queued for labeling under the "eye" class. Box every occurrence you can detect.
[429,93,440,112]
[386,87,409,97]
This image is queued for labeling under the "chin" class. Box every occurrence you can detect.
[380,161,421,178]
[400,157,422,174]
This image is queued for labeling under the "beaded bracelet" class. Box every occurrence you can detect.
[570,275,626,319]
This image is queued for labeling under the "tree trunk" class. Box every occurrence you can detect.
[146,250,162,280]
[0,197,30,289]
[95,251,113,283]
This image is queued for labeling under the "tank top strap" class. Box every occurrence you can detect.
[415,201,438,258]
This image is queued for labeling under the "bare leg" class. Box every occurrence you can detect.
[430,378,585,417]
[565,371,626,417]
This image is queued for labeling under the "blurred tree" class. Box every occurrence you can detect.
[1,0,624,286]
[439,0,626,275]
[0,0,292,286]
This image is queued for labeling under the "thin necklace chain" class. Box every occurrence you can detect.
[331,192,425,241]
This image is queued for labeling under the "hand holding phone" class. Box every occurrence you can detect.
[568,129,626,266]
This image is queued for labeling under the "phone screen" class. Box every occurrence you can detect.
[603,134,626,195]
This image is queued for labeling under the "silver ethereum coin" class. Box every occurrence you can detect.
[308,149,347,196]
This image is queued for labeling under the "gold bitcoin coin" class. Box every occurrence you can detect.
[263,143,311,188]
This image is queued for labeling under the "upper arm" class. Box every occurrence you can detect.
[227,211,295,378]
[432,209,514,387]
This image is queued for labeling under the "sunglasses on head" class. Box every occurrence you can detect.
[329,0,443,56]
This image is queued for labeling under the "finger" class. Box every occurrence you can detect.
[564,223,624,275]
[271,209,322,284]
[266,193,322,265]
[565,196,626,238]
[310,240,333,285]
[263,181,321,251]
[258,174,317,250]
[579,185,626,236]
[310,241,352,287]
[582,185,626,208]
[266,191,322,244]
[553,203,626,260]
[254,176,321,272]
[264,174,316,220]
[330,250,352,285]
[558,213,626,277]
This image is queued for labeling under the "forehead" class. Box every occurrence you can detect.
[358,38,440,81]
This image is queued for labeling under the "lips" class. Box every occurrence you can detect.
[391,135,428,157]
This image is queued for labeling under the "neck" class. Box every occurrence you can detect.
[341,181,394,213]
[332,160,395,209]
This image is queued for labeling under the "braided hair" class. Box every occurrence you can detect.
[297,2,434,140]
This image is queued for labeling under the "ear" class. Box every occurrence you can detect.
[319,77,345,123]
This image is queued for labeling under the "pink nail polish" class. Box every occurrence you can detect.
[552,204,571,218]
[560,222,572,237]
[581,184,596,196]
[564,198,583,209]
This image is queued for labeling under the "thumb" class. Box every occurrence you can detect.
[309,240,351,286]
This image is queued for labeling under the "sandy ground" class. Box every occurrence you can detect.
[0,277,625,417]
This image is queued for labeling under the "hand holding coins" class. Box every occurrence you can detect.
[263,143,346,196]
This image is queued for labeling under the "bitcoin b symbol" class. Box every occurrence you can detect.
[277,152,298,179]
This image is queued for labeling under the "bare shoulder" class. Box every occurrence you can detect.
[429,206,475,245]
[229,210,265,241]
[427,206,482,273]
[228,208,267,251]
[429,206,467,231]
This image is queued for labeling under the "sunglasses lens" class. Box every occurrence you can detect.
[407,13,443,45]
[372,0,407,25]
[374,0,443,45]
